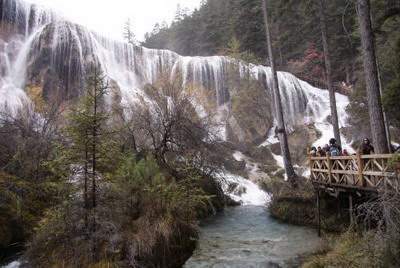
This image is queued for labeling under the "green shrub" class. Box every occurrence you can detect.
[26,154,212,267]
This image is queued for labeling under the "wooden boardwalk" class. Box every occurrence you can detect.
[309,153,399,236]
[309,153,399,192]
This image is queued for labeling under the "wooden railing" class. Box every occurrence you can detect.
[309,153,399,191]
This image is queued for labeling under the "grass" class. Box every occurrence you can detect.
[302,231,382,268]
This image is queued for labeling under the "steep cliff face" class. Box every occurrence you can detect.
[0,0,350,147]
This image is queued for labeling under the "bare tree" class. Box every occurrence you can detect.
[357,187,400,265]
[262,0,297,185]
[317,0,341,146]
[129,75,227,179]
[356,0,389,153]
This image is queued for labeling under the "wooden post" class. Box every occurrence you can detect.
[317,189,321,237]
[327,154,332,184]
[308,148,313,181]
[349,194,354,226]
[357,151,364,187]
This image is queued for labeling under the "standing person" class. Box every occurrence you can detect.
[323,144,330,154]
[310,146,317,157]
[360,138,374,155]
[329,138,342,156]
[342,149,349,156]
[317,146,326,157]
[396,145,400,153]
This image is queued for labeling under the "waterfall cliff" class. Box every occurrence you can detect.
[0,0,349,146]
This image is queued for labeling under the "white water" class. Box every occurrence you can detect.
[2,261,20,268]
[1,0,350,141]
[219,171,270,206]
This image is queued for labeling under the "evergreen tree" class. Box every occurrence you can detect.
[317,0,341,146]
[61,65,121,259]
[357,0,389,153]
[123,18,136,45]
[262,0,297,186]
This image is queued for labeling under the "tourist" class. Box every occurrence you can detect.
[329,138,342,156]
[310,146,317,157]
[323,144,330,154]
[342,149,349,156]
[360,138,374,155]
[317,146,326,157]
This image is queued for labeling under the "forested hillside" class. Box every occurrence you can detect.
[143,0,400,133]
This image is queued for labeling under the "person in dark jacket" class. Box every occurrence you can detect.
[360,138,374,155]
[323,144,330,154]
[329,138,342,156]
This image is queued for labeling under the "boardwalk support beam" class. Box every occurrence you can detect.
[317,189,321,237]
[349,194,354,226]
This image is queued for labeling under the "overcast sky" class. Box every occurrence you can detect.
[26,0,201,42]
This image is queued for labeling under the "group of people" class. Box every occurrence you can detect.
[310,138,376,157]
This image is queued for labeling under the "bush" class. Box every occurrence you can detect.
[26,154,213,267]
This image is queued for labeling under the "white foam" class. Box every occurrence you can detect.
[3,261,21,268]
[219,171,270,206]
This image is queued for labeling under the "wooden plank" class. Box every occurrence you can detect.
[327,154,332,184]
[311,154,393,161]
[357,152,364,187]
[313,181,378,192]
[363,171,397,177]
[361,154,393,159]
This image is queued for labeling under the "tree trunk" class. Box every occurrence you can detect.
[357,0,389,154]
[317,0,342,147]
[84,131,89,228]
[91,66,98,261]
[262,0,297,185]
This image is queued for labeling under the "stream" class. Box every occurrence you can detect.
[184,174,322,268]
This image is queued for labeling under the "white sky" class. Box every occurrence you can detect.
[26,0,201,42]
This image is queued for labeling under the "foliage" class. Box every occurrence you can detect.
[24,71,225,267]
[0,102,63,262]
[123,19,137,45]
[128,75,227,179]
[26,154,211,267]
[143,0,359,86]
[382,37,400,128]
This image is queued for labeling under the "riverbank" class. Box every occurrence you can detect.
[263,176,349,232]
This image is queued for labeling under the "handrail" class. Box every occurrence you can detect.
[309,153,399,191]
[310,154,393,161]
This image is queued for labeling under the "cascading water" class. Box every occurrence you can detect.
[1,0,350,139]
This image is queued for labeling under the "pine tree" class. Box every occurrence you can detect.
[62,65,121,259]
[317,0,341,146]
[356,0,389,153]
[123,19,136,45]
[262,0,297,186]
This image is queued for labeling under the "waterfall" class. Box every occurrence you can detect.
[1,0,350,146]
